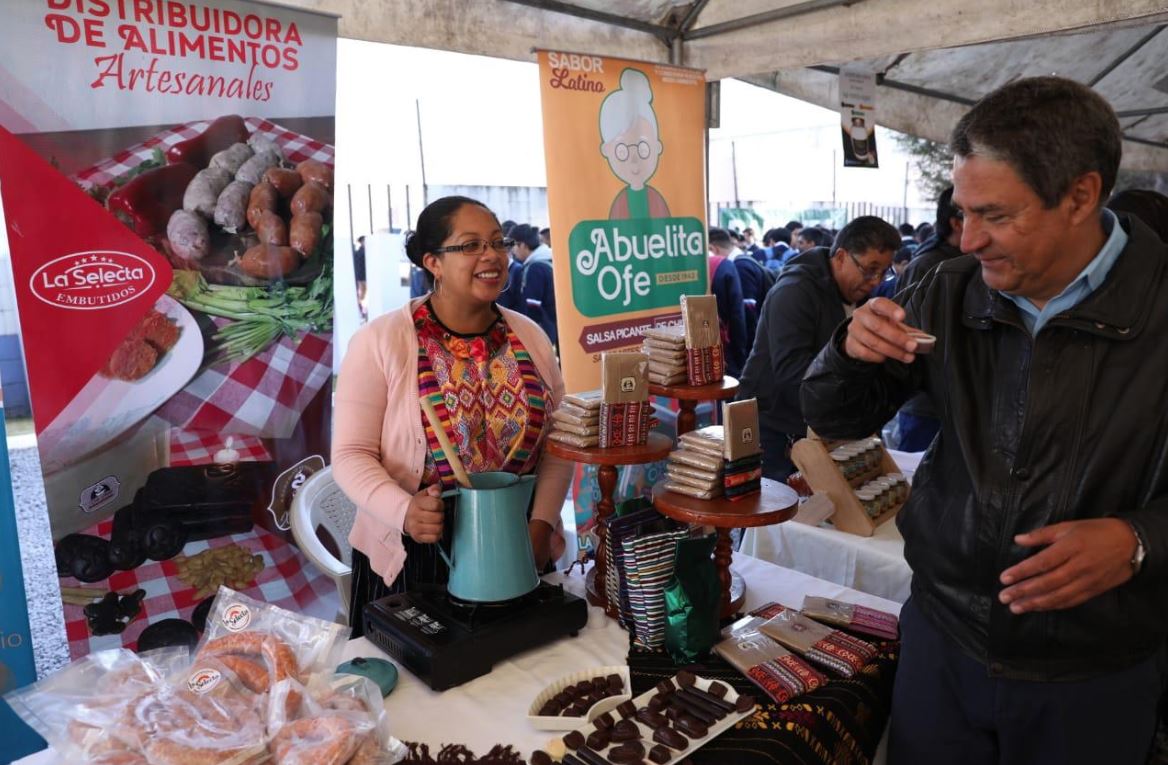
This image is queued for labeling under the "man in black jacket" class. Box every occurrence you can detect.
[737,215,898,480]
[802,77,1167,765]
[892,185,964,451]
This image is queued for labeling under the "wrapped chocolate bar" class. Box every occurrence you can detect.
[715,605,828,704]
[548,430,599,448]
[678,426,724,457]
[665,470,722,493]
[563,389,603,411]
[599,352,651,448]
[801,596,900,641]
[669,448,723,473]
[663,480,722,500]
[551,408,599,430]
[681,294,724,386]
[758,605,878,678]
[722,399,762,501]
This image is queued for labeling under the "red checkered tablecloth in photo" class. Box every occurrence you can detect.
[62,518,338,660]
[168,430,271,466]
[73,117,334,190]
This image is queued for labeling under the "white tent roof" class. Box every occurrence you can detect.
[287,0,1168,169]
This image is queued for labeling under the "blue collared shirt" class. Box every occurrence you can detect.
[1001,209,1128,335]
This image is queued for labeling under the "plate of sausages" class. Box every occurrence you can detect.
[104,115,333,287]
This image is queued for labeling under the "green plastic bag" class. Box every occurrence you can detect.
[664,534,720,664]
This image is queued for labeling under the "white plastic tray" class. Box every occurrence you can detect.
[543,671,757,764]
[527,665,633,731]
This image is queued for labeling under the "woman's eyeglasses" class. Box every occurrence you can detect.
[614,140,651,162]
[432,238,515,256]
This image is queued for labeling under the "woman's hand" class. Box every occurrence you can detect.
[529,518,561,569]
[404,484,444,543]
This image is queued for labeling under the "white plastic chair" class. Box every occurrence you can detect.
[290,466,356,621]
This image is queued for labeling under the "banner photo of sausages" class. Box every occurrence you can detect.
[0,0,340,662]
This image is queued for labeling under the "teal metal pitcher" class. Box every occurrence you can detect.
[438,472,540,602]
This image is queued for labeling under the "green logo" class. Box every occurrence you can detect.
[568,217,707,317]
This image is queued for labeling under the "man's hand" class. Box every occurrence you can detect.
[844,297,919,364]
[998,518,1137,614]
[404,484,444,543]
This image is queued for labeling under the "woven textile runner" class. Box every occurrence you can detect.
[685,345,724,386]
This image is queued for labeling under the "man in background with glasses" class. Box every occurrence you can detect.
[737,216,899,480]
[510,223,558,346]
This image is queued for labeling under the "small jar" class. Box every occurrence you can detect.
[855,489,877,517]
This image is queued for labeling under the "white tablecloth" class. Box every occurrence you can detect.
[740,449,923,604]
[13,554,898,764]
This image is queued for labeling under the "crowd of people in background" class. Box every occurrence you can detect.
[384,184,1168,460]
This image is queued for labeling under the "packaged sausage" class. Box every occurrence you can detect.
[3,647,187,760]
[197,588,349,701]
[266,674,389,765]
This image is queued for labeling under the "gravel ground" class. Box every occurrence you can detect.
[10,437,69,677]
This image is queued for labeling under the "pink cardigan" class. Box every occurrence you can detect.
[332,297,574,586]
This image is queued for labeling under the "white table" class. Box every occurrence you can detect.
[14,554,899,763]
[740,449,923,604]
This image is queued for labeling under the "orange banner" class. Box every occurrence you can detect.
[537,50,708,392]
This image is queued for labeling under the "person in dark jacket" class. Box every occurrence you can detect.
[801,77,1168,765]
[737,216,898,480]
[891,185,966,450]
[706,227,750,377]
[510,223,558,345]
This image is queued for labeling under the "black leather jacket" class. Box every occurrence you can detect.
[801,215,1168,680]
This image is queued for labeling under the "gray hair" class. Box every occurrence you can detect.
[950,76,1121,208]
[599,68,659,144]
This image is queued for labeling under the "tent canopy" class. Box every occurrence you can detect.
[286,0,1168,170]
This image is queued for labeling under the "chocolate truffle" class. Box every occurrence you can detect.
[635,709,668,729]
[707,681,728,699]
[531,751,553,765]
[617,700,637,719]
[652,727,687,751]
[648,745,671,764]
[675,714,709,739]
[735,694,757,713]
[675,670,696,688]
[563,730,585,750]
[594,711,615,730]
[586,729,611,750]
[607,742,646,763]
[611,719,642,742]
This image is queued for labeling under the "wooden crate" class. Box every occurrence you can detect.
[790,435,906,536]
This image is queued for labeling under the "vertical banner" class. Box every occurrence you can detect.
[538,51,708,392]
[0,385,43,761]
[0,0,338,660]
[839,66,879,168]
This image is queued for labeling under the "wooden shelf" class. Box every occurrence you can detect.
[790,436,907,537]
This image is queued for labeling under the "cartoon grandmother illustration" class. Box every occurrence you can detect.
[600,68,671,220]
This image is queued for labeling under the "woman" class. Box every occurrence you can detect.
[333,196,572,635]
[600,68,671,220]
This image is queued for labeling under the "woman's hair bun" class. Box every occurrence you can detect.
[620,69,652,104]
[403,230,424,267]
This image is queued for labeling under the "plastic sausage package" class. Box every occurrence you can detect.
[4,588,406,765]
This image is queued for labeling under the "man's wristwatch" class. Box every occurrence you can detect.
[1128,522,1147,576]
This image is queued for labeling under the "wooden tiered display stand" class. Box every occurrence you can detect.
[790,436,908,536]
[546,432,674,619]
[648,375,739,436]
[652,479,799,618]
